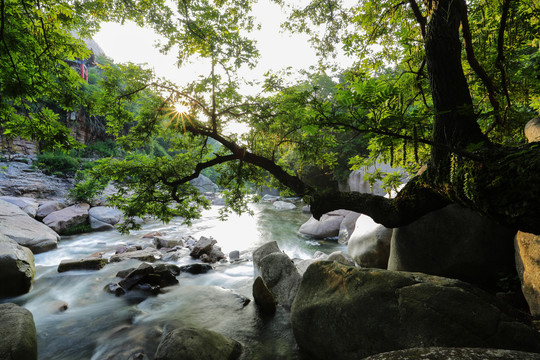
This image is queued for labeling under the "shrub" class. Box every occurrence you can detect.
[35,152,80,176]
[68,169,109,203]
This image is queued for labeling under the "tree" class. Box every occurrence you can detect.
[3,0,540,235]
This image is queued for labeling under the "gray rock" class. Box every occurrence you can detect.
[0,303,37,360]
[299,210,350,239]
[0,199,59,253]
[190,236,217,259]
[0,235,35,297]
[388,204,516,290]
[57,257,109,272]
[515,231,540,316]
[89,206,122,231]
[154,327,242,360]
[43,203,90,234]
[338,211,361,245]
[109,248,162,263]
[252,241,281,269]
[291,262,540,360]
[524,117,540,142]
[327,251,355,266]
[36,200,65,220]
[253,276,276,315]
[261,194,281,202]
[190,174,218,193]
[229,250,240,261]
[348,215,393,269]
[361,347,540,360]
[153,237,184,249]
[273,201,296,210]
[0,196,39,218]
[258,252,302,309]
[179,263,214,274]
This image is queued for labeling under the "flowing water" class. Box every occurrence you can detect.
[4,202,345,359]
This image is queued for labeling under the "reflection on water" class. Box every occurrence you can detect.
[3,202,346,359]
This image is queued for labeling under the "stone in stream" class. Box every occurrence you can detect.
[0,234,36,297]
[57,257,109,272]
[362,347,540,360]
[0,303,37,360]
[252,276,276,315]
[190,236,225,263]
[179,263,214,275]
[88,206,123,231]
[106,263,180,296]
[42,203,90,235]
[36,200,65,220]
[154,327,242,360]
[109,247,162,262]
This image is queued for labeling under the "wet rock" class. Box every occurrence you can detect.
[190,236,217,258]
[89,206,122,231]
[42,300,69,314]
[253,276,276,315]
[291,261,540,360]
[36,200,65,220]
[0,234,35,297]
[261,194,281,202]
[208,245,225,263]
[179,263,214,275]
[295,251,328,275]
[273,201,296,210]
[0,303,37,360]
[0,199,59,254]
[154,327,242,360]
[362,347,540,360]
[153,237,184,249]
[0,196,39,218]
[57,257,108,272]
[42,203,90,235]
[327,251,355,266]
[142,231,161,239]
[108,263,179,296]
[254,242,302,310]
[229,250,240,261]
[110,248,162,263]
[348,215,393,269]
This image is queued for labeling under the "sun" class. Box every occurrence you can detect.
[174,102,190,114]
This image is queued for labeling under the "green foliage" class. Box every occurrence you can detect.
[34,152,81,176]
[68,169,109,203]
[78,140,121,158]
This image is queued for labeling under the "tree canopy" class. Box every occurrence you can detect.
[1,0,539,234]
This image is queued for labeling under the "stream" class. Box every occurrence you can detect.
[6,202,346,359]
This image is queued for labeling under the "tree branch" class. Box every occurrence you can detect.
[408,0,426,38]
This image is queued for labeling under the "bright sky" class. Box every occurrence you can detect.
[93,1,352,90]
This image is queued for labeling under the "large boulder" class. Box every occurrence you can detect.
[524,117,540,142]
[0,199,59,253]
[253,241,302,309]
[291,262,540,360]
[190,174,218,193]
[36,200,65,220]
[0,196,39,218]
[154,327,242,360]
[273,201,296,210]
[348,215,393,269]
[42,203,90,234]
[89,206,122,231]
[515,231,540,316]
[0,235,35,297]
[299,210,351,239]
[0,303,37,360]
[338,211,361,245]
[362,347,540,360]
[388,204,516,290]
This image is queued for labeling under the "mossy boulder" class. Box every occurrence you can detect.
[0,303,37,360]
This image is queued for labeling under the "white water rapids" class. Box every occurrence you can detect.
[5,202,345,359]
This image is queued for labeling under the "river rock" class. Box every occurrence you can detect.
[338,211,361,245]
[154,327,242,360]
[253,276,277,315]
[327,251,355,266]
[252,241,281,267]
[89,206,122,231]
[190,236,224,262]
[255,250,302,309]
[273,201,296,210]
[299,210,351,239]
[348,215,393,269]
[515,231,540,316]
[0,196,39,218]
[110,247,162,262]
[361,347,540,360]
[43,203,90,234]
[524,117,540,142]
[0,303,37,360]
[261,194,281,202]
[291,261,540,360]
[57,257,109,272]
[153,237,184,249]
[388,204,517,290]
[190,174,218,192]
[107,263,179,296]
[0,235,35,297]
[0,199,59,253]
[36,200,65,220]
